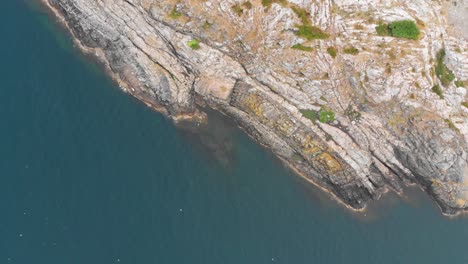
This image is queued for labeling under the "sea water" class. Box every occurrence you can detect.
[1,1,468,263]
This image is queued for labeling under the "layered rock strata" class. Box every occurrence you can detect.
[43,0,468,215]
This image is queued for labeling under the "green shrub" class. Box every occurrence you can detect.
[301,107,335,123]
[435,49,455,86]
[187,39,201,50]
[461,102,468,108]
[375,20,420,40]
[431,85,444,99]
[388,20,420,39]
[292,44,313,52]
[295,25,329,40]
[343,46,359,55]
[318,107,335,123]
[327,47,337,58]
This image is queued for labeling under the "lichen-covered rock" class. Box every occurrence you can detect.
[43,0,468,215]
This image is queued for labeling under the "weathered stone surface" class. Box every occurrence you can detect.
[43,0,468,215]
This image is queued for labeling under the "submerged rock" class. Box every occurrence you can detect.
[43,0,468,215]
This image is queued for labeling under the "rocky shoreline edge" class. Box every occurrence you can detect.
[40,0,468,216]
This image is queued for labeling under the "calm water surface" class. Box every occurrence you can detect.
[1,1,468,263]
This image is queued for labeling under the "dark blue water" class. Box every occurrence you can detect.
[1,1,468,263]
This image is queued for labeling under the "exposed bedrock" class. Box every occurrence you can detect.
[44,0,468,215]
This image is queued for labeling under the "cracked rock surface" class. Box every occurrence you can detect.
[44,0,468,215]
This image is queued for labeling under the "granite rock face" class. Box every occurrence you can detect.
[44,0,468,215]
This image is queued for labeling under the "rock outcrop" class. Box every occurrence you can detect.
[43,0,468,215]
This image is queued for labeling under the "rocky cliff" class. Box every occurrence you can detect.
[43,0,468,215]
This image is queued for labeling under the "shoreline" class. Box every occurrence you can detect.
[38,0,466,218]
[38,0,205,124]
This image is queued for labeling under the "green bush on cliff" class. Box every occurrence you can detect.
[327,47,337,58]
[431,85,444,99]
[187,39,201,50]
[300,107,335,123]
[376,20,420,40]
[435,49,455,86]
[318,107,335,123]
[295,25,329,40]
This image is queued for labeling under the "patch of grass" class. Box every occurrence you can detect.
[376,20,420,40]
[388,20,420,39]
[431,84,444,99]
[168,6,182,19]
[187,39,201,50]
[300,107,335,123]
[291,6,310,24]
[318,107,335,123]
[292,44,313,52]
[455,80,465,87]
[295,25,329,40]
[343,46,359,55]
[376,23,391,36]
[435,49,455,86]
[327,47,337,58]
[462,102,468,108]
[300,109,318,121]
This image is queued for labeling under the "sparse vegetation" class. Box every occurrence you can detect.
[242,1,253,9]
[343,46,359,55]
[300,109,318,121]
[295,25,329,40]
[290,4,329,40]
[262,0,287,8]
[376,20,420,40]
[169,6,182,19]
[187,39,201,50]
[345,106,362,121]
[300,107,335,123]
[231,4,244,16]
[292,44,313,52]
[445,119,459,133]
[327,47,337,58]
[435,49,455,86]
[203,20,212,30]
[462,102,468,108]
[291,6,309,24]
[431,85,444,99]
[354,24,364,30]
[318,107,336,123]
[455,80,465,87]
